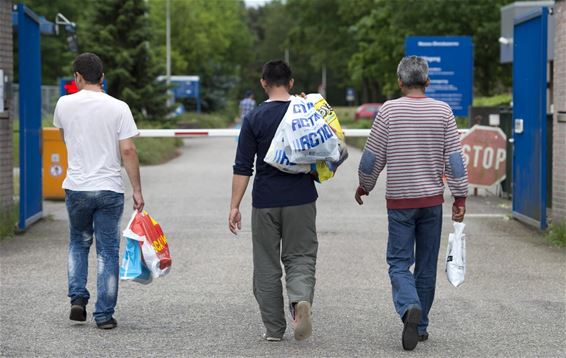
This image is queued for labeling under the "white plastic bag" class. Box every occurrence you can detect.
[445,222,466,287]
[281,96,341,164]
[264,118,312,174]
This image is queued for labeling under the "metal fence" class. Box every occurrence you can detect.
[11,84,59,121]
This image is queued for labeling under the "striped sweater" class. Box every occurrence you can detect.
[358,96,468,209]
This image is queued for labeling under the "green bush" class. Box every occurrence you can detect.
[546,221,566,247]
[0,204,18,239]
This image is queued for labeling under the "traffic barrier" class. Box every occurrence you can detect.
[138,129,469,138]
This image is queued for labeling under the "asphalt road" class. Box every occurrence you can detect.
[1,138,564,357]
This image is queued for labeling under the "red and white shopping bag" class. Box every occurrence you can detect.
[123,210,172,278]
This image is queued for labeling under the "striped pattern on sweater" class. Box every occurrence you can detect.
[358,96,468,209]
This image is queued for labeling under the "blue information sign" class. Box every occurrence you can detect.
[162,75,201,113]
[405,36,473,117]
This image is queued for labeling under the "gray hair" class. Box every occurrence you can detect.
[397,56,429,88]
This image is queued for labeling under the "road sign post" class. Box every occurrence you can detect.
[461,125,507,187]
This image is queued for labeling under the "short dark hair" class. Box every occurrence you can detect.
[72,53,103,84]
[261,60,292,87]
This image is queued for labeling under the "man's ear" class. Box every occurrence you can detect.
[75,72,84,86]
[100,73,105,86]
[398,79,403,89]
[288,78,294,90]
[425,78,430,87]
[260,79,268,90]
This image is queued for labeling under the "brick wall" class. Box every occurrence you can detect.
[0,0,13,213]
[553,0,566,221]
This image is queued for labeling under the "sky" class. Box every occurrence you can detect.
[244,0,274,8]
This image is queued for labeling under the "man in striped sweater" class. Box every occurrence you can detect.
[355,56,468,351]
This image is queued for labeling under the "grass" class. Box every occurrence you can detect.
[134,137,183,166]
[546,221,566,247]
[0,204,18,239]
[176,112,234,129]
[473,94,512,107]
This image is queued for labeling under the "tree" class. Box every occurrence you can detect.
[348,0,513,98]
[80,0,170,122]
[149,0,254,111]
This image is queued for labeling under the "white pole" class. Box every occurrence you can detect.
[165,0,172,106]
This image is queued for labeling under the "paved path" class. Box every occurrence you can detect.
[1,138,564,357]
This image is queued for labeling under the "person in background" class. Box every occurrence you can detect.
[54,52,144,330]
[239,90,256,121]
[229,60,318,342]
[355,56,468,351]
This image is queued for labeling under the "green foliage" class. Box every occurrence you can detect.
[334,107,357,123]
[81,0,170,122]
[148,0,253,111]
[473,94,512,107]
[12,0,87,84]
[546,221,566,247]
[0,204,18,239]
[347,0,513,99]
[456,117,468,129]
[16,0,513,115]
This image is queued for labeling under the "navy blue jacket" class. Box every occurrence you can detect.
[233,100,318,208]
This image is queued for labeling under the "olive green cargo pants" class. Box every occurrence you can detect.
[251,201,318,338]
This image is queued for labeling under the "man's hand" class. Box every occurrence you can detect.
[133,190,144,212]
[452,205,465,222]
[355,186,368,205]
[229,208,242,235]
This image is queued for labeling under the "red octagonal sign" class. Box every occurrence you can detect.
[461,125,507,187]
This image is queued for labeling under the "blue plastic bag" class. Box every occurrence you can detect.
[120,238,152,284]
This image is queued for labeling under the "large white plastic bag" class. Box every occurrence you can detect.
[445,222,466,287]
[264,119,312,174]
[282,96,341,164]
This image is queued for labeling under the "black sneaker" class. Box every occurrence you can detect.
[96,318,117,330]
[419,333,429,342]
[69,298,87,322]
[402,307,422,351]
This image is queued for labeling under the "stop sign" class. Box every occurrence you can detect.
[461,125,507,187]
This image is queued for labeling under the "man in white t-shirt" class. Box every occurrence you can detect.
[54,53,144,330]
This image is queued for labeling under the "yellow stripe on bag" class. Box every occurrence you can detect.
[308,94,346,182]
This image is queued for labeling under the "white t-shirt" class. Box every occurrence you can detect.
[53,90,139,193]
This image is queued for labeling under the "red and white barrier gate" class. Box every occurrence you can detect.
[138,129,469,138]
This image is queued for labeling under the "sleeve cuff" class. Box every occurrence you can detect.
[454,197,466,207]
[233,167,253,176]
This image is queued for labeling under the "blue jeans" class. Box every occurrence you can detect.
[65,190,124,323]
[386,205,442,335]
